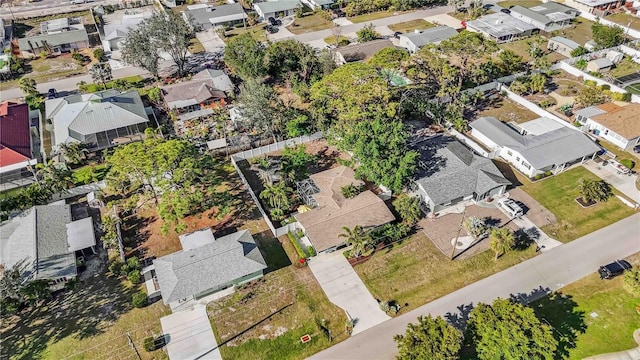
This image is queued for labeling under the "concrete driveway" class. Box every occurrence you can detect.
[195,29,226,53]
[308,251,390,335]
[583,161,640,204]
[333,18,353,26]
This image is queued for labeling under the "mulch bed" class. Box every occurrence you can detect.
[575,197,597,208]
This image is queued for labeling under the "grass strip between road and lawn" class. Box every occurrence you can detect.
[287,13,334,35]
[387,19,435,34]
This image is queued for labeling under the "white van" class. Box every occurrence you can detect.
[497,198,523,218]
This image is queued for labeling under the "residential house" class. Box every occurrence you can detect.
[410,135,510,214]
[575,102,640,151]
[586,57,614,72]
[160,69,232,132]
[101,11,150,52]
[294,166,396,254]
[151,228,267,310]
[332,39,395,65]
[183,3,247,31]
[45,90,151,152]
[470,116,601,177]
[18,17,89,57]
[0,102,37,179]
[563,0,626,16]
[254,0,301,21]
[398,26,458,53]
[301,0,333,10]
[465,13,537,43]
[547,36,581,57]
[0,203,96,291]
[509,3,578,32]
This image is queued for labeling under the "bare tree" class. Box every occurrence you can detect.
[89,63,113,90]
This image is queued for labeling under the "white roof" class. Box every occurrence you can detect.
[178,228,215,251]
[574,0,619,6]
[66,217,96,252]
[518,117,565,136]
[160,306,221,360]
[207,138,227,150]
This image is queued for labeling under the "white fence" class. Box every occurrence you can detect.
[500,86,576,129]
[553,61,628,93]
[230,132,323,238]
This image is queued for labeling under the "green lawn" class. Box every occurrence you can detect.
[355,232,538,314]
[287,13,333,35]
[349,10,402,23]
[82,75,144,93]
[514,166,636,243]
[188,37,206,54]
[72,163,110,186]
[211,234,347,360]
[532,253,640,359]
[0,274,170,360]
[552,17,595,46]
[223,24,267,43]
[497,0,543,8]
[607,12,640,32]
[610,57,640,78]
[387,19,434,33]
[324,35,350,45]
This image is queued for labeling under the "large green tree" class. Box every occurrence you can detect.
[147,11,193,76]
[264,39,328,83]
[392,194,421,224]
[394,315,462,360]
[121,27,160,78]
[310,62,395,128]
[438,31,498,90]
[238,77,283,141]
[224,33,266,78]
[368,47,410,69]
[592,23,625,49]
[338,118,418,193]
[468,298,558,360]
[105,133,223,231]
[18,77,37,96]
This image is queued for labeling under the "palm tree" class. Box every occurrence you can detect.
[259,182,292,209]
[18,77,37,96]
[55,142,87,165]
[577,178,613,203]
[339,225,372,258]
[489,227,515,261]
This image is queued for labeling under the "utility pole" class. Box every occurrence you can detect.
[113,205,125,262]
[127,332,142,360]
[450,207,467,261]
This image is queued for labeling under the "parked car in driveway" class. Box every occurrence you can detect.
[497,198,523,218]
[265,25,278,34]
[47,88,58,99]
[634,144,640,153]
[501,8,511,14]
[393,31,402,39]
[599,260,632,279]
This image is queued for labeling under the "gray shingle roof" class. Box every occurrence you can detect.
[184,3,246,26]
[589,58,614,69]
[192,69,234,92]
[412,136,510,206]
[0,205,76,281]
[401,26,458,48]
[153,229,267,304]
[574,105,606,118]
[18,29,89,51]
[471,117,601,169]
[511,5,553,25]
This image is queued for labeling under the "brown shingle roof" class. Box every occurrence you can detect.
[295,166,395,252]
[591,103,640,140]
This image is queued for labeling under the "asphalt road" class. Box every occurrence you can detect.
[311,213,640,360]
[1,0,118,19]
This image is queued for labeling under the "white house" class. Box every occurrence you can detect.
[575,102,640,151]
[182,3,247,30]
[300,0,333,10]
[547,36,580,57]
[509,3,578,32]
[563,0,625,16]
[254,0,300,21]
[102,12,151,52]
[470,116,600,177]
[398,26,458,53]
[465,13,537,43]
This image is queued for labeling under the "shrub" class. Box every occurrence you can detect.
[108,261,125,276]
[72,51,84,63]
[379,301,390,312]
[573,121,582,127]
[575,59,587,70]
[306,246,317,257]
[584,79,597,86]
[623,269,640,296]
[610,91,631,101]
[128,270,141,284]
[341,183,362,199]
[620,159,634,170]
[287,232,307,259]
[599,84,610,91]
[534,174,543,180]
[132,292,147,308]
[127,257,141,271]
[143,337,155,352]
[93,48,107,62]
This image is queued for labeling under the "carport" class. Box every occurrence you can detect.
[66,217,97,256]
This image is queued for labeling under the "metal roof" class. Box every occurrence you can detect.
[254,0,300,14]
[549,36,580,49]
[575,105,607,118]
[589,57,614,68]
[411,136,510,206]
[466,13,536,38]
[511,5,554,25]
[184,3,246,26]
[153,229,267,304]
[518,117,565,136]
[66,217,96,252]
[400,26,458,48]
[471,117,600,170]
[18,29,89,50]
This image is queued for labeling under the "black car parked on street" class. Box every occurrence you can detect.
[598,260,632,279]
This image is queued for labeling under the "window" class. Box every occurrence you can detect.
[522,162,531,170]
[507,150,513,156]
[516,156,520,162]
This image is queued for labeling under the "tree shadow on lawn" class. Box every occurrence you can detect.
[531,292,587,359]
[0,274,136,360]
[253,230,291,273]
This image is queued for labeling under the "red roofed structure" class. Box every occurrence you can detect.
[0,102,35,172]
